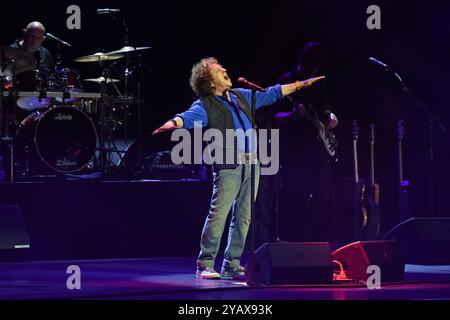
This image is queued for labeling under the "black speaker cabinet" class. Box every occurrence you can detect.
[0,205,30,252]
[245,242,333,285]
[382,217,450,265]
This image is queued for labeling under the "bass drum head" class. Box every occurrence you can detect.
[35,106,97,173]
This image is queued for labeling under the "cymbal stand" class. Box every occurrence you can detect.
[5,60,18,182]
[0,54,4,140]
[103,8,132,148]
[0,56,4,181]
[135,53,151,174]
[54,43,63,69]
[97,59,108,173]
[119,12,132,159]
[103,9,134,174]
[97,62,126,174]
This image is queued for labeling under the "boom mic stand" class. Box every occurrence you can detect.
[385,64,447,218]
[102,9,148,177]
[250,87,256,253]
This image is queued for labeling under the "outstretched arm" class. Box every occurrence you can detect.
[152,117,183,135]
[152,102,207,135]
[280,76,325,97]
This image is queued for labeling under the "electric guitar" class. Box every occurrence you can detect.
[397,119,410,222]
[366,123,381,239]
[352,120,368,240]
[286,96,338,159]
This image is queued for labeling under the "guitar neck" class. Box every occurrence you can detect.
[285,96,322,129]
[370,141,375,187]
[305,112,323,130]
[370,138,380,205]
[353,139,359,183]
[398,140,403,185]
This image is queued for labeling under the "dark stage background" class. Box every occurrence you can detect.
[2,0,450,244]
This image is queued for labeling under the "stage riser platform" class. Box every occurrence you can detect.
[0,180,211,260]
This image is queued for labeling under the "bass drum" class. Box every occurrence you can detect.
[16,106,97,174]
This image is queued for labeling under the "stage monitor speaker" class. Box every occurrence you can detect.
[0,205,30,251]
[332,240,405,282]
[245,242,333,285]
[382,217,450,265]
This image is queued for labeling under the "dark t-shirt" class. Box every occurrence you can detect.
[10,41,55,74]
[276,67,334,168]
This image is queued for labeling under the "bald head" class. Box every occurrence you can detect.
[25,21,46,33]
[22,21,46,53]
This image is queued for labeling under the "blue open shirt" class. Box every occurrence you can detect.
[176,85,283,153]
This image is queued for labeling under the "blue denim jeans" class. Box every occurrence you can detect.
[197,164,260,269]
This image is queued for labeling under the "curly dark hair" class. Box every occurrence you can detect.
[189,57,219,97]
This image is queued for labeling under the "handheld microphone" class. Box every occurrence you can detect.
[97,8,121,14]
[369,57,405,87]
[237,77,266,92]
[368,57,390,70]
[46,32,71,47]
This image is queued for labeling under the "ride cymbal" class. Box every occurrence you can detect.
[74,52,124,63]
[106,46,151,55]
[0,46,36,74]
[83,77,121,83]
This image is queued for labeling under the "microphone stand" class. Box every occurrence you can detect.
[136,54,144,174]
[250,87,256,253]
[102,9,135,176]
[118,13,133,173]
[115,10,147,176]
[390,69,447,218]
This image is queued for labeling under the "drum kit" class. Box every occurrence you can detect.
[0,44,151,180]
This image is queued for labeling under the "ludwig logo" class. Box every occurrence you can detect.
[54,113,73,121]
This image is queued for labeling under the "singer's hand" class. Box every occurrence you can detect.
[301,75,325,88]
[282,76,325,97]
[152,120,176,136]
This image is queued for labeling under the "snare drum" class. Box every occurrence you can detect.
[15,69,54,111]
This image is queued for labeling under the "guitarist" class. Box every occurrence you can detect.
[273,42,339,242]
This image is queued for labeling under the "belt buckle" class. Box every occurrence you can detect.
[241,153,256,164]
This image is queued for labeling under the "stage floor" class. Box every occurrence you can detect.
[1,258,450,300]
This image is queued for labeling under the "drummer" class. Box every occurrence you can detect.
[10,21,54,74]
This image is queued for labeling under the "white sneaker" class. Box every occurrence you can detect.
[221,265,246,280]
[196,267,221,279]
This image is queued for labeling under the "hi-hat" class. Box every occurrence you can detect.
[83,77,121,84]
[74,52,124,63]
[0,46,36,74]
[106,46,151,55]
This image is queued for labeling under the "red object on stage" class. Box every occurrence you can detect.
[331,240,405,282]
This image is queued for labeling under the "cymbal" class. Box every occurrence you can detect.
[0,46,34,60]
[0,46,36,74]
[74,52,124,63]
[83,77,121,84]
[106,46,151,55]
